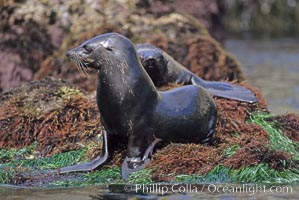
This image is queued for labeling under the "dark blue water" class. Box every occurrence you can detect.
[225,38,299,115]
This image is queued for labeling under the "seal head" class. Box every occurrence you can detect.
[67,33,136,71]
[137,44,169,86]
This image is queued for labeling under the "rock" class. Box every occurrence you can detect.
[36,12,244,91]
[0,77,101,156]
[1,0,229,92]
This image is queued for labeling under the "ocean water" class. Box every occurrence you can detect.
[225,38,299,115]
[0,183,298,200]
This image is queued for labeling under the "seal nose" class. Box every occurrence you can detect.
[66,50,72,57]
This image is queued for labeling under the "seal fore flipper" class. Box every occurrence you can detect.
[58,130,109,173]
[121,137,162,179]
[190,76,258,103]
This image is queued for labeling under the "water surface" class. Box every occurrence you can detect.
[225,38,299,114]
[0,184,297,200]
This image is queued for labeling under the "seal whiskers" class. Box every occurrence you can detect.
[68,54,89,77]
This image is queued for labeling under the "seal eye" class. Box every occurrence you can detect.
[83,45,92,54]
[106,47,113,51]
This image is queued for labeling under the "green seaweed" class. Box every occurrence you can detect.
[0,145,88,184]
[47,167,153,187]
[175,164,299,184]
[0,145,37,184]
[0,144,36,164]
[222,145,241,158]
[176,165,231,183]
[231,163,299,184]
[231,132,240,138]
[48,167,122,187]
[83,167,121,185]
[249,112,299,159]
[0,167,15,184]
[55,86,83,100]
[203,165,232,183]
[5,148,88,170]
[126,169,153,184]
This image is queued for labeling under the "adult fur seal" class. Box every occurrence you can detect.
[60,33,217,179]
[136,44,258,103]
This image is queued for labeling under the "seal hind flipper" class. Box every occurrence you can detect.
[191,77,258,103]
[58,130,109,173]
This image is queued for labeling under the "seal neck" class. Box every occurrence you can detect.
[97,54,159,115]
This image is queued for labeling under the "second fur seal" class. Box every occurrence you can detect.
[60,33,217,179]
[136,44,258,103]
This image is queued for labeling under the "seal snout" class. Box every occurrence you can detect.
[146,58,155,66]
[66,50,72,58]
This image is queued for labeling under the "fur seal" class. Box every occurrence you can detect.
[136,44,258,103]
[60,33,217,179]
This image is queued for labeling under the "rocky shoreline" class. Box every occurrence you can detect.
[0,0,298,187]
